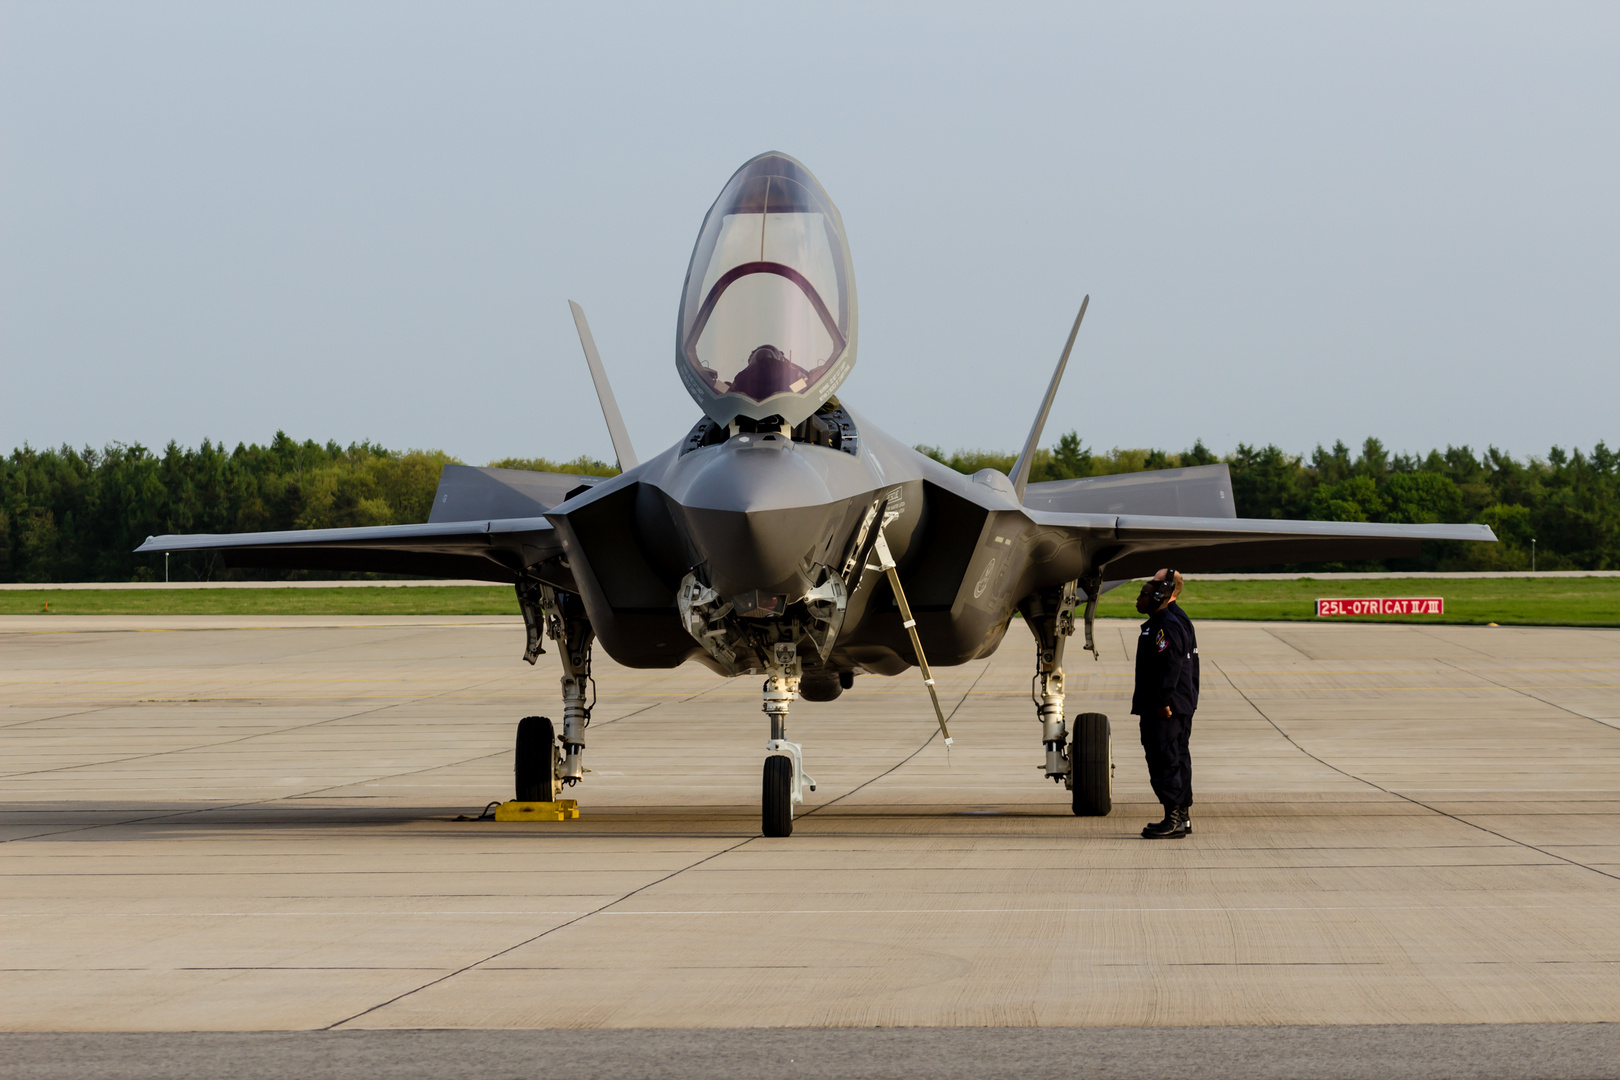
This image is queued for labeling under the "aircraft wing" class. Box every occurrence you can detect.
[132,465,594,583]
[135,516,563,583]
[1025,509,1495,581]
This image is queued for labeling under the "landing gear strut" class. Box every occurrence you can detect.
[762,642,815,837]
[514,581,595,798]
[550,595,595,787]
[1021,579,1112,815]
[1024,580,1078,781]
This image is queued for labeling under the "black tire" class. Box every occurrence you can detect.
[515,715,557,802]
[1071,712,1113,816]
[762,755,794,837]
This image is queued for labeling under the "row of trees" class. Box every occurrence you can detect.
[917,434,1610,572]
[2,431,1612,581]
[0,433,614,582]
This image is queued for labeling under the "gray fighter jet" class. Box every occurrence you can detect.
[138,152,1495,836]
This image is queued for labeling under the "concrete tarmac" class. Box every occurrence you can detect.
[7,1025,1620,1080]
[2,614,1618,1069]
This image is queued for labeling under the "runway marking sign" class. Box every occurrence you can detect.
[1316,597,1444,616]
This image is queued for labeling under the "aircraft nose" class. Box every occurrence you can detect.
[676,436,844,602]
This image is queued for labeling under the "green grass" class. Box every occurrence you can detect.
[0,577,1615,626]
[0,586,517,616]
[1095,577,1620,627]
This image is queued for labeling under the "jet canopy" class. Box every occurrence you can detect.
[677,153,858,428]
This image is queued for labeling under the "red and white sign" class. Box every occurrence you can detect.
[1316,597,1444,617]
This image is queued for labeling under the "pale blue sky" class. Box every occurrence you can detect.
[3,1,1616,466]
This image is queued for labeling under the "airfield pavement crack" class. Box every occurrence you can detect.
[1260,626,1317,660]
[1207,657,1620,885]
[1433,655,1620,732]
[0,674,516,843]
[323,835,758,1030]
[1411,625,1495,658]
[0,667,518,782]
[801,658,994,817]
[0,705,115,731]
[588,678,729,730]
[1,739,512,844]
[322,659,996,1028]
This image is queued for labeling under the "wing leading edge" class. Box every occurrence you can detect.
[135,517,562,582]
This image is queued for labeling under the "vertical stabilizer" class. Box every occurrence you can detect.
[1009,296,1089,501]
[568,301,639,472]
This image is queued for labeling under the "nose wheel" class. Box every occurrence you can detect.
[763,755,794,836]
[759,644,816,837]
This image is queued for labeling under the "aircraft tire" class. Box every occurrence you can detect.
[515,715,557,802]
[762,755,794,837]
[1071,712,1113,817]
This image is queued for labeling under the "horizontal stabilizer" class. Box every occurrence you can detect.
[1024,464,1235,519]
[1021,509,1495,583]
[429,465,605,524]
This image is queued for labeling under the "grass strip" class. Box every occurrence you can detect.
[0,586,518,616]
[0,577,1614,626]
[1096,576,1620,627]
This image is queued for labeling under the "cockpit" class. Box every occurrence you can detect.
[677,153,858,428]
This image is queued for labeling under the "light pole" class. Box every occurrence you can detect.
[165,552,170,584]
[1531,539,1536,573]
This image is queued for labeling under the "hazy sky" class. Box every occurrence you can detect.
[3,2,1616,467]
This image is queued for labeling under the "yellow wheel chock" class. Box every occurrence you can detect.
[493,799,580,822]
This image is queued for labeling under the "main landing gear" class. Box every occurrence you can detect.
[1069,711,1112,816]
[1022,579,1112,817]
[512,582,595,804]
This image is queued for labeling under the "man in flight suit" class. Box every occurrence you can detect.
[1132,568,1199,839]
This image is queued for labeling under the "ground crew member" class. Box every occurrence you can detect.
[1132,568,1199,839]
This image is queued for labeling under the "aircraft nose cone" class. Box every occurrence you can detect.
[677,437,843,601]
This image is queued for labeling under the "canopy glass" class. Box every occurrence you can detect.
[677,154,857,426]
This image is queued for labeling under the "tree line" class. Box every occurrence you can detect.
[0,433,613,582]
[2,431,1613,581]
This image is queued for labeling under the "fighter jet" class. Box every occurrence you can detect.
[138,152,1495,836]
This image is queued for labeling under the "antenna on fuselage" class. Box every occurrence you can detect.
[1009,295,1089,501]
[568,301,639,472]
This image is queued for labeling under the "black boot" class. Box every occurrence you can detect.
[1142,806,1183,839]
[1143,806,1188,839]
[1182,805,1192,834]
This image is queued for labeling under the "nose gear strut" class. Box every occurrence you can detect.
[762,641,815,837]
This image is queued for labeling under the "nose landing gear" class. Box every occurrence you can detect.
[762,642,816,837]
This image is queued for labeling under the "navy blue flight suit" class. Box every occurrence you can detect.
[1131,600,1199,809]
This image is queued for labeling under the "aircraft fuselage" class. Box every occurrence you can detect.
[545,404,1100,680]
